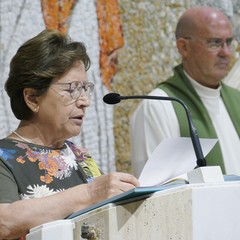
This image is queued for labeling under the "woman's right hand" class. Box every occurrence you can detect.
[86,172,140,204]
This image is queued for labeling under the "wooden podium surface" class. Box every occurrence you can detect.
[26,181,240,240]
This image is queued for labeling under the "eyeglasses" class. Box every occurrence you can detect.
[183,36,238,52]
[52,81,94,99]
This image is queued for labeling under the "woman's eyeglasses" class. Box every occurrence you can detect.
[51,81,94,99]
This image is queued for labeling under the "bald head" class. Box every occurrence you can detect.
[175,6,232,39]
[174,6,234,88]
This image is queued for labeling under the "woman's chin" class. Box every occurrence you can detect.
[71,128,81,137]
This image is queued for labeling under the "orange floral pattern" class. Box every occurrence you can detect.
[14,141,96,184]
[0,139,101,193]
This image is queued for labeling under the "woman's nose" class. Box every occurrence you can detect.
[76,94,90,108]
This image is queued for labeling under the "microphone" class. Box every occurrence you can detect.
[103,92,206,167]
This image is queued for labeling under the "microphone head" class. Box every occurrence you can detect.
[103,93,121,104]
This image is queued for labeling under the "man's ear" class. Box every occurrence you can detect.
[23,88,39,113]
[176,38,190,59]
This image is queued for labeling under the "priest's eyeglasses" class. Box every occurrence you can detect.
[183,36,238,52]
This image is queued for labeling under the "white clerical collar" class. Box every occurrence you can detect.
[183,70,221,100]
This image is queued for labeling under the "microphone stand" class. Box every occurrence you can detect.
[120,94,206,167]
[103,93,224,184]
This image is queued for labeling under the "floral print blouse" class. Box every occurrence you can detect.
[0,138,101,202]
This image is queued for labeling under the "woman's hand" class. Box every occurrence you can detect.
[86,172,140,204]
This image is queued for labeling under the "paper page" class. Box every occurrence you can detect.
[138,137,218,187]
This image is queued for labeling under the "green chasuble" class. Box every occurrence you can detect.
[158,64,240,174]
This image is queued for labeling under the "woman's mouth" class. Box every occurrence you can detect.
[70,115,84,125]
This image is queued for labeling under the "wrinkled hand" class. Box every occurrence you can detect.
[86,172,140,204]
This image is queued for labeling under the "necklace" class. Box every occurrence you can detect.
[12,131,32,143]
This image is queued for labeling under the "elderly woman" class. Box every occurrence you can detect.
[0,29,139,239]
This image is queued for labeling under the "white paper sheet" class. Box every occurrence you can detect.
[138,137,218,187]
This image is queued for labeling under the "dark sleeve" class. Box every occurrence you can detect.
[0,159,20,203]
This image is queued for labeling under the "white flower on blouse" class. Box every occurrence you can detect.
[63,145,78,170]
[21,184,64,199]
[52,145,79,179]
